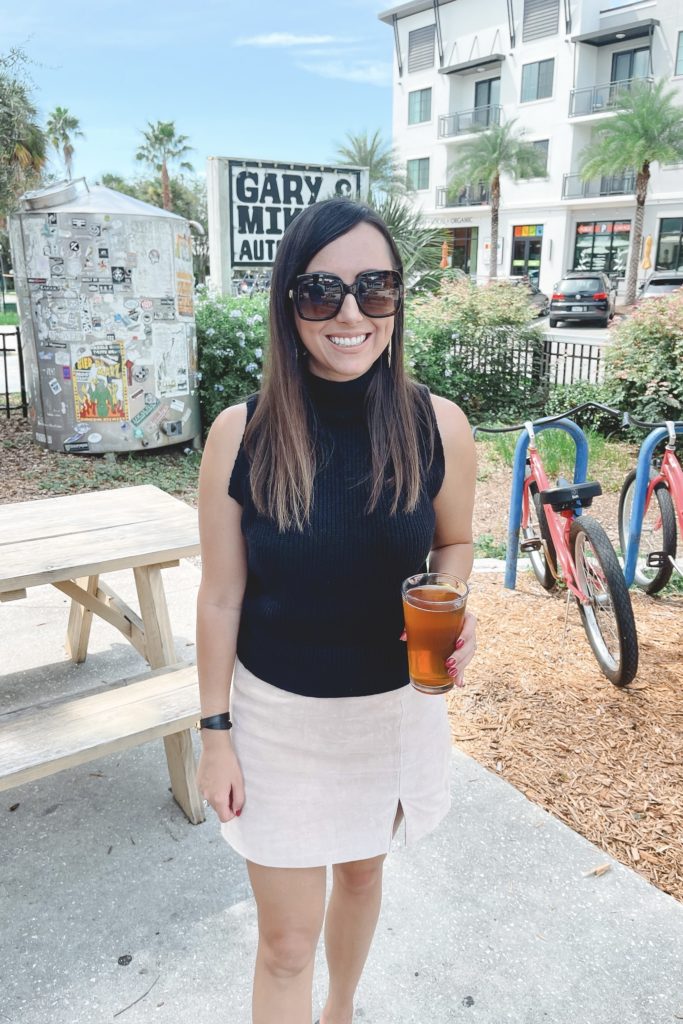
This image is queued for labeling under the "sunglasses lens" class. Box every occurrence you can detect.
[357,271,401,316]
[297,275,343,320]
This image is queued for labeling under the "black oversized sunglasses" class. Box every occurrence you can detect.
[289,270,403,321]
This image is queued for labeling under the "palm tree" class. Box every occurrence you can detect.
[371,192,446,291]
[45,106,84,180]
[334,129,404,200]
[135,121,194,211]
[0,61,46,218]
[447,120,547,279]
[579,79,683,305]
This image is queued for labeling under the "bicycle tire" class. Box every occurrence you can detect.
[524,482,557,591]
[570,516,639,687]
[617,468,677,594]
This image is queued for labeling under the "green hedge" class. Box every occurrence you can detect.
[605,290,683,421]
[405,279,546,422]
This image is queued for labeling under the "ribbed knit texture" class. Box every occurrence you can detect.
[228,360,445,697]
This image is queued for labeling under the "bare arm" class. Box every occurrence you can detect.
[429,394,477,684]
[195,402,248,820]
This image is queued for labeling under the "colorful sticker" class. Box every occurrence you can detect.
[72,341,128,421]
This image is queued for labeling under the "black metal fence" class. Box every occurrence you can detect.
[452,331,605,389]
[1,327,28,418]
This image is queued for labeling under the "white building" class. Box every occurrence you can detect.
[379,0,683,294]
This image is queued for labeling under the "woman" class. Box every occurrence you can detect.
[196,198,477,1024]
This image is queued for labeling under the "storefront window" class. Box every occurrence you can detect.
[656,218,683,271]
[573,221,631,276]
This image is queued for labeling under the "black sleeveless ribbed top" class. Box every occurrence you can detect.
[228,360,445,698]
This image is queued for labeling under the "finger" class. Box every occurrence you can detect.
[399,630,407,642]
[230,783,245,817]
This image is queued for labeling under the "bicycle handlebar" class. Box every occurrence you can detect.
[621,413,683,430]
[472,402,624,437]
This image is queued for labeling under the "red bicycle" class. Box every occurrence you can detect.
[477,407,639,687]
[618,418,683,594]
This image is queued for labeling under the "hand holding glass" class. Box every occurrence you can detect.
[401,573,469,694]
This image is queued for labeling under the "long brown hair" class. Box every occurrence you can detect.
[245,198,434,531]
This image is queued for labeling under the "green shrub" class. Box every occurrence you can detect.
[604,290,683,420]
[405,279,546,423]
[543,380,620,435]
[195,289,268,431]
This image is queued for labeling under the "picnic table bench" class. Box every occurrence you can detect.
[0,485,205,823]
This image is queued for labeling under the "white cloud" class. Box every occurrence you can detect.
[295,59,392,87]
[234,33,343,47]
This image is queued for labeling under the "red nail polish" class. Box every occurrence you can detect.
[455,638,465,650]
[236,809,242,817]
[400,630,407,641]
[445,657,455,667]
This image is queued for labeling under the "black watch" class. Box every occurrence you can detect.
[195,712,232,731]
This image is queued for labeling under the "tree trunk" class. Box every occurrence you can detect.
[161,160,171,211]
[489,175,500,279]
[625,163,649,306]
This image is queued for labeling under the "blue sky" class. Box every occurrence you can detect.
[3,0,394,183]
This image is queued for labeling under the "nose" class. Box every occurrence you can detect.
[336,291,364,323]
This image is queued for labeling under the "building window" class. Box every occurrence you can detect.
[522,0,560,42]
[407,157,430,191]
[408,88,432,124]
[573,221,631,277]
[408,25,436,73]
[521,59,554,102]
[656,218,683,270]
[520,140,549,176]
[676,32,683,76]
[611,46,650,83]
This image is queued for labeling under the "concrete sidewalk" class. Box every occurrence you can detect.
[2,560,682,1024]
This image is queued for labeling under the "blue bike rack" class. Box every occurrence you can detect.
[622,422,683,586]
[505,419,590,590]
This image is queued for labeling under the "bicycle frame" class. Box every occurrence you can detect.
[505,418,589,590]
[523,442,594,603]
[623,423,683,585]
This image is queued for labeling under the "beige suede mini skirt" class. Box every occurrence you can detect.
[220,659,452,868]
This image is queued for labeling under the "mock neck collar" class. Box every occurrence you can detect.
[304,358,380,420]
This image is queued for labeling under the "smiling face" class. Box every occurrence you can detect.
[293,221,397,382]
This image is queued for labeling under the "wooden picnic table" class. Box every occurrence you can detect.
[0,484,205,822]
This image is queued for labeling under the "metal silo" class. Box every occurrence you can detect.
[9,178,200,452]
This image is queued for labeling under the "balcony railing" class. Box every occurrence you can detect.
[562,171,636,200]
[438,104,502,138]
[436,183,490,208]
[569,76,652,117]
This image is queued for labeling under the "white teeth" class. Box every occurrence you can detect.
[328,335,367,348]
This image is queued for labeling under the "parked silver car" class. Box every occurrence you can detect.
[638,271,683,301]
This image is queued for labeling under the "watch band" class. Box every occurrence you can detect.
[196,712,232,731]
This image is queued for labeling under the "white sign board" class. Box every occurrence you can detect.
[207,157,368,294]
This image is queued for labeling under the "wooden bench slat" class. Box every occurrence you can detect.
[0,665,200,793]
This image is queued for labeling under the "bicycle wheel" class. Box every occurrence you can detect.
[523,482,557,591]
[618,468,677,594]
[570,516,639,687]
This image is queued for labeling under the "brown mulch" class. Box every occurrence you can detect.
[450,572,683,902]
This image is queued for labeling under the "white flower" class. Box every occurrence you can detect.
[246,362,258,373]
[214,383,225,391]
[254,347,262,358]
[205,327,216,337]
[196,372,203,381]
[226,348,234,356]
[236,331,246,341]
[444,369,452,378]
[230,309,242,319]
[252,314,263,323]
[256,372,262,381]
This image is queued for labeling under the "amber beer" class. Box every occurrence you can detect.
[401,573,469,694]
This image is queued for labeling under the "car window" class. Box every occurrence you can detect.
[644,281,682,294]
[557,278,602,291]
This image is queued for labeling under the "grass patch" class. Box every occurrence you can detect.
[0,312,19,326]
[475,534,508,560]
[478,428,635,490]
[25,448,202,502]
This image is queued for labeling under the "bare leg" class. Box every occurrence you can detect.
[320,853,386,1024]
[247,860,327,1024]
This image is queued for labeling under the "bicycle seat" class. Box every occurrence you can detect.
[539,481,602,511]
